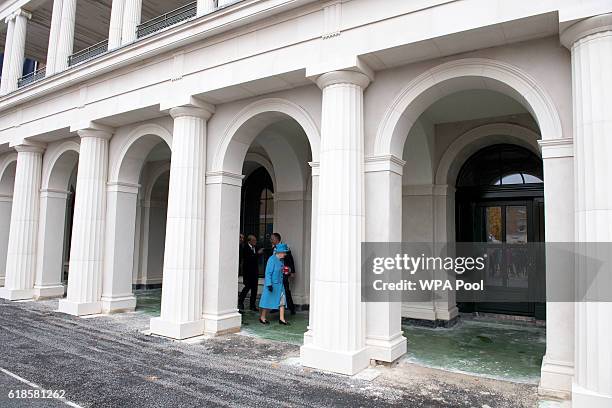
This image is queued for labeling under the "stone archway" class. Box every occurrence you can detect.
[370,58,571,397]
[35,140,80,298]
[203,97,320,337]
[435,123,541,186]
[102,123,173,313]
[373,58,563,158]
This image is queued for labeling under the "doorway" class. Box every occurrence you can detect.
[455,144,545,319]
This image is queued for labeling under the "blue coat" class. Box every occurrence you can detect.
[259,255,286,310]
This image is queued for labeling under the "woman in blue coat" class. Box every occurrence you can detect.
[259,243,290,325]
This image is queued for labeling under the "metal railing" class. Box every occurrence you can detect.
[136,2,197,38]
[68,39,109,67]
[18,66,46,88]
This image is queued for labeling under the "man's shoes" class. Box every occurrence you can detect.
[279,320,290,326]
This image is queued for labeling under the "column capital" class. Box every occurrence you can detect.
[309,161,320,176]
[169,105,214,120]
[106,181,140,195]
[364,154,405,175]
[315,70,371,90]
[75,124,114,140]
[561,12,612,49]
[161,95,215,119]
[538,138,574,159]
[6,9,32,23]
[205,171,244,187]
[12,141,46,154]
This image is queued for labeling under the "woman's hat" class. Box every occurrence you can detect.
[275,243,289,253]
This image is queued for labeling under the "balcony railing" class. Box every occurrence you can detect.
[18,66,46,88]
[68,39,109,67]
[136,2,197,38]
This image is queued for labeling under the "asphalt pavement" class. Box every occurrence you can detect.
[0,298,537,407]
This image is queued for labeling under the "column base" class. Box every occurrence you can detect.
[33,285,65,299]
[101,295,137,313]
[303,329,313,345]
[58,299,102,316]
[150,317,205,340]
[538,356,573,400]
[572,383,612,408]
[0,287,35,301]
[366,332,407,363]
[300,344,370,375]
[202,311,241,336]
[401,303,436,320]
[435,304,459,321]
[401,303,459,321]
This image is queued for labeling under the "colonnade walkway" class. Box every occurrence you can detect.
[0,296,543,407]
[133,289,545,384]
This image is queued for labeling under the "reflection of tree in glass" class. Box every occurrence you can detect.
[486,207,502,243]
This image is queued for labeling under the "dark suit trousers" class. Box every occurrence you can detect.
[239,275,258,308]
[283,274,295,313]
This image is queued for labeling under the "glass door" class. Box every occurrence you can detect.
[473,201,534,316]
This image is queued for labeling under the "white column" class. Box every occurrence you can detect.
[0,194,12,287]
[197,0,217,17]
[33,189,69,298]
[131,196,142,285]
[55,0,77,72]
[58,128,112,316]
[400,185,437,321]
[150,104,213,339]
[536,138,575,399]
[202,172,242,335]
[303,162,319,345]
[364,155,407,362]
[137,200,150,285]
[45,0,64,76]
[5,10,31,93]
[300,70,371,375]
[121,0,142,45]
[561,13,612,408]
[108,0,125,50]
[101,182,139,312]
[0,144,44,301]
[432,184,459,321]
[1,17,15,94]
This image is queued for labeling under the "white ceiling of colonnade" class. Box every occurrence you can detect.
[422,89,527,125]
[0,0,194,63]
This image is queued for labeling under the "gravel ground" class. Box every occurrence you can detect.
[0,298,539,407]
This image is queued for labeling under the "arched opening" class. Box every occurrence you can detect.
[104,127,172,314]
[132,165,169,314]
[0,156,17,286]
[374,60,560,383]
[208,99,318,341]
[35,144,79,298]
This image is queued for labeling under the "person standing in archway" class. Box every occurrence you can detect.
[239,235,262,312]
[270,232,296,315]
[259,243,290,325]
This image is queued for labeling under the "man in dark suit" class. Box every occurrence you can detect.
[238,235,262,311]
[271,232,296,315]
